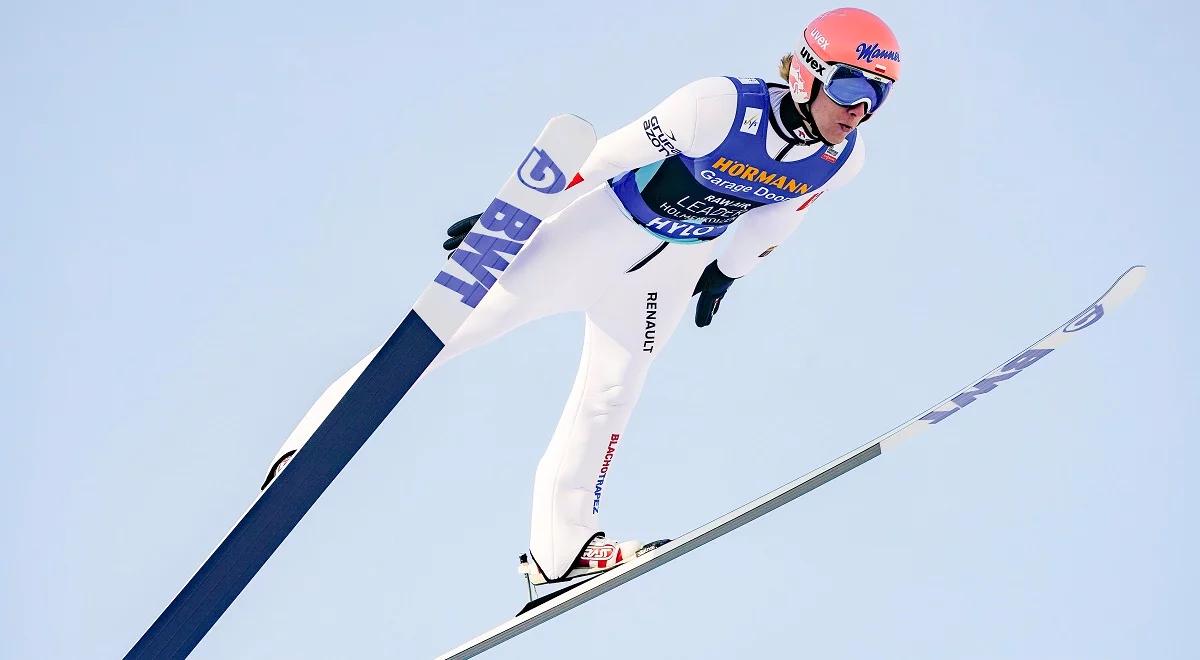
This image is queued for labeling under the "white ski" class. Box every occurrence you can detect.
[438,265,1147,660]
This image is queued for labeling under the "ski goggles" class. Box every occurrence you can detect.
[822,63,893,113]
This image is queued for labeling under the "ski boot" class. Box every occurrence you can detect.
[518,535,671,588]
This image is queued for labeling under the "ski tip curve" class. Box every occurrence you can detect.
[1103,264,1147,309]
[1122,264,1147,280]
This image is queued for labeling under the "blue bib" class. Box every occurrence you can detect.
[610,77,856,243]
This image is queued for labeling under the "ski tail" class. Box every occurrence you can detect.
[126,116,597,659]
[127,311,445,659]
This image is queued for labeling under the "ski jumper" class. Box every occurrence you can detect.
[269,77,866,580]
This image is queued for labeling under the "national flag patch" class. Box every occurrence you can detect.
[821,145,840,163]
[796,191,823,211]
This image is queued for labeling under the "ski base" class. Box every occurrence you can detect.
[127,115,598,659]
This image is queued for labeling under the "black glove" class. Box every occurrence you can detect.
[692,260,737,328]
[443,214,481,253]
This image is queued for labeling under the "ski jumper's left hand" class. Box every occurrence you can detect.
[692,260,737,327]
[443,214,481,253]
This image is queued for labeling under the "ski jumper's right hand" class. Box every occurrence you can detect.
[692,260,737,327]
[443,214,481,253]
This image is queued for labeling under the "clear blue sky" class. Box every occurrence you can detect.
[3,1,1196,658]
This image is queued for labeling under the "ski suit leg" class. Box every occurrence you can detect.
[528,233,718,580]
[265,287,544,475]
[265,186,645,478]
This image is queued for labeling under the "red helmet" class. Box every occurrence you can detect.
[788,8,901,113]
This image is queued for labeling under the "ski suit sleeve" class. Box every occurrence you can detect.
[715,136,867,279]
[574,77,738,186]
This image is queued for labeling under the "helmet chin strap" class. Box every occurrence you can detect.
[785,82,834,147]
[789,81,871,147]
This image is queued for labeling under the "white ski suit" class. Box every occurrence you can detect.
[270,76,866,580]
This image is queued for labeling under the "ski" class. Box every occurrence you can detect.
[437,265,1147,660]
[126,115,597,659]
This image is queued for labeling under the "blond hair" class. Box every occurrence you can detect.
[778,53,793,81]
